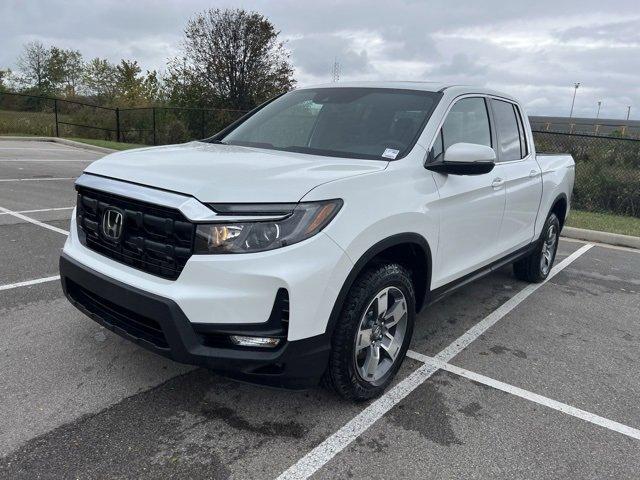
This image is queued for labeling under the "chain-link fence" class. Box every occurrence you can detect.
[118,107,245,145]
[0,91,247,144]
[533,131,640,218]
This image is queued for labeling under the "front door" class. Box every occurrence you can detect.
[428,97,506,288]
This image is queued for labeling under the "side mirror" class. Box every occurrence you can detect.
[426,142,496,175]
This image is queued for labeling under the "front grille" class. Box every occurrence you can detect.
[76,186,195,280]
[65,278,169,349]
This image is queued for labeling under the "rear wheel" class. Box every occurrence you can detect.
[513,212,560,283]
[323,263,415,401]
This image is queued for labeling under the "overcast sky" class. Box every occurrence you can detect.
[2,0,639,119]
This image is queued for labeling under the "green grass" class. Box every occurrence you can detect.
[566,210,640,237]
[65,137,147,151]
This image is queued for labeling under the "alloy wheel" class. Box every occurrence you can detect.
[540,223,558,275]
[353,286,408,385]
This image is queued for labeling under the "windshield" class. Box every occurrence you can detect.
[215,88,442,160]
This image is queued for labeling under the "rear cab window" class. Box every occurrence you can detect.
[492,99,528,161]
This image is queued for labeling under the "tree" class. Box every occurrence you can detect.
[168,8,295,110]
[48,47,84,96]
[15,42,85,96]
[113,60,159,107]
[16,41,51,94]
[0,69,14,92]
[162,59,209,107]
[83,58,118,102]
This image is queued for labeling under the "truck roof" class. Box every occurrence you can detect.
[300,81,518,103]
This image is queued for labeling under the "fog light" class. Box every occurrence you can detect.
[229,335,281,348]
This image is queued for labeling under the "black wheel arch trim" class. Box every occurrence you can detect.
[325,233,432,336]
[550,192,568,225]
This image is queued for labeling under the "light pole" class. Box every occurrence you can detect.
[596,101,602,120]
[626,106,631,121]
[569,82,580,118]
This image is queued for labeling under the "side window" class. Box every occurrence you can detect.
[513,105,529,158]
[431,130,444,161]
[430,97,491,162]
[442,97,492,150]
[493,99,527,161]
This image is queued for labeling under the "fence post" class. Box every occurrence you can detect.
[200,109,205,139]
[152,107,157,145]
[54,99,59,137]
[115,108,120,142]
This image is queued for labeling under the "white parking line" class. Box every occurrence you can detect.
[0,275,60,292]
[0,206,69,235]
[0,177,75,182]
[435,244,593,361]
[0,159,95,163]
[407,351,640,441]
[0,147,80,152]
[276,244,594,480]
[0,206,73,216]
[562,236,640,254]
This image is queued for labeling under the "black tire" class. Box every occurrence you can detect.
[323,263,415,401]
[513,212,560,283]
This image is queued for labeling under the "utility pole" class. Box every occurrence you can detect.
[596,101,602,120]
[626,106,631,121]
[569,82,580,118]
[331,58,340,83]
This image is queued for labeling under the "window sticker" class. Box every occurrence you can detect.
[382,148,400,159]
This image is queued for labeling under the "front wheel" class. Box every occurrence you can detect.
[323,263,415,401]
[513,212,560,283]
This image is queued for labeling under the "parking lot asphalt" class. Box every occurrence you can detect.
[0,140,638,479]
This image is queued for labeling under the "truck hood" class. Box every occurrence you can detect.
[84,142,387,203]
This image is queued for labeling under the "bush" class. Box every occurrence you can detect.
[0,109,54,135]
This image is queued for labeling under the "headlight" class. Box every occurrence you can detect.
[194,199,343,254]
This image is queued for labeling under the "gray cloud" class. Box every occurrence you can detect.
[1,0,638,118]
[428,53,489,78]
[557,19,640,45]
[288,33,372,77]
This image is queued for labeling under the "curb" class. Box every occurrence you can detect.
[562,226,640,250]
[0,136,116,154]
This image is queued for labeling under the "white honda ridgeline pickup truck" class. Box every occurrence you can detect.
[60,82,574,400]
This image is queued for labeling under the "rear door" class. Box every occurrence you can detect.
[428,96,506,288]
[490,99,542,253]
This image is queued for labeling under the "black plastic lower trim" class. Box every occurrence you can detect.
[59,253,330,389]
[427,241,538,305]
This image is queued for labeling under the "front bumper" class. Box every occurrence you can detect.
[63,210,353,341]
[60,253,331,389]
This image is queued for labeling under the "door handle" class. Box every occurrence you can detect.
[491,177,505,188]
[529,169,539,177]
